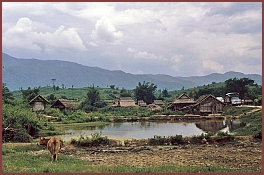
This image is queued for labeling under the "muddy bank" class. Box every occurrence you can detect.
[58,136,261,172]
[107,114,225,122]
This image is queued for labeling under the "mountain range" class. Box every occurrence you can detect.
[2,53,262,91]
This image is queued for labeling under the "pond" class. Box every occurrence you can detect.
[57,119,245,141]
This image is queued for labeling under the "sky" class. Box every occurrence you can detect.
[2,2,262,77]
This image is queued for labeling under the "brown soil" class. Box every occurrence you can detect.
[57,136,261,172]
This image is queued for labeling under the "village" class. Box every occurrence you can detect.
[28,90,254,119]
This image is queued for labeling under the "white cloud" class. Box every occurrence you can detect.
[91,16,123,45]
[2,2,262,77]
[3,17,41,51]
[171,55,183,63]
[202,59,224,73]
[3,17,87,53]
[127,47,136,53]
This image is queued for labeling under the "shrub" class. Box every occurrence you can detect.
[169,135,183,145]
[70,132,110,147]
[149,135,169,146]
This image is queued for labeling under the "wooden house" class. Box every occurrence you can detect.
[51,99,74,111]
[112,97,136,107]
[167,93,195,111]
[28,94,49,112]
[181,94,225,115]
[138,100,147,107]
[153,100,163,106]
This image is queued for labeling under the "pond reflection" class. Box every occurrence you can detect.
[58,119,246,141]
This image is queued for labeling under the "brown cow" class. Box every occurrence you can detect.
[37,137,50,146]
[47,137,62,161]
[37,137,62,161]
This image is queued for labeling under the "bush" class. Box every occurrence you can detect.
[169,135,183,145]
[149,135,169,146]
[2,103,43,142]
[70,132,110,147]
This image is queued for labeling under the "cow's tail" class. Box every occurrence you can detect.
[52,140,57,161]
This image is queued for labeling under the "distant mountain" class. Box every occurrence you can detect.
[2,53,262,91]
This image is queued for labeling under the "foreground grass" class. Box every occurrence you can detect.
[2,144,258,173]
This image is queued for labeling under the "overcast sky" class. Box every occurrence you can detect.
[2,2,262,77]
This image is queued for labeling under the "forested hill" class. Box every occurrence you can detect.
[2,53,262,91]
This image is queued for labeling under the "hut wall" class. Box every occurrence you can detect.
[32,102,45,111]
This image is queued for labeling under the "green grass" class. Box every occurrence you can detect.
[11,86,121,102]
[233,111,262,136]
[223,106,253,116]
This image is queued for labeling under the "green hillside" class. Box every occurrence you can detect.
[12,86,122,103]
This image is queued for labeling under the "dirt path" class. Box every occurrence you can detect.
[58,136,261,171]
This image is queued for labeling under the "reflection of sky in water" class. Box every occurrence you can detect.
[59,122,206,141]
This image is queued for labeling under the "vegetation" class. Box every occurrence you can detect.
[134,81,157,104]
[3,76,262,143]
[2,143,244,173]
[70,132,110,146]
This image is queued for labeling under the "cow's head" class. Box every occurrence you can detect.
[37,137,50,146]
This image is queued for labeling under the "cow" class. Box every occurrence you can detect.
[37,137,50,146]
[47,137,62,161]
[37,137,62,161]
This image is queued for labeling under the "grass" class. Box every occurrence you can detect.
[53,121,108,131]
[2,138,261,173]
[2,143,252,173]
[233,111,262,136]
[223,105,254,117]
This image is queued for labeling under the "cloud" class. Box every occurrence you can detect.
[3,17,87,53]
[2,2,262,77]
[127,48,167,61]
[3,17,41,51]
[91,16,123,45]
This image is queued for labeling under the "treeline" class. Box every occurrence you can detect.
[182,78,261,103]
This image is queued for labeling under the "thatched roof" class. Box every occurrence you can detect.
[28,94,49,104]
[119,100,136,107]
[194,94,225,106]
[51,99,74,109]
[154,100,163,105]
[172,93,195,104]
[112,97,136,107]
[138,102,147,107]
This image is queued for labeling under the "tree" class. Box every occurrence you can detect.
[22,88,40,102]
[162,88,170,98]
[2,83,14,104]
[134,81,157,104]
[81,86,101,112]
[86,86,100,106]
[225,78,254,99]
[120,88,131,97]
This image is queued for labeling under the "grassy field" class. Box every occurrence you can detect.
[2,143,241,173]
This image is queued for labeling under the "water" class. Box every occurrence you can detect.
[57,119,246,141]
[57,119,244,141]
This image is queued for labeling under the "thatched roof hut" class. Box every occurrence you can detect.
[181,94,225,115]
[138,100,147,107]
[112,97,136,107]
[51,99,74,111]
[154,100,163,106]
[28,94,49,112]
[167,93,195,111]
